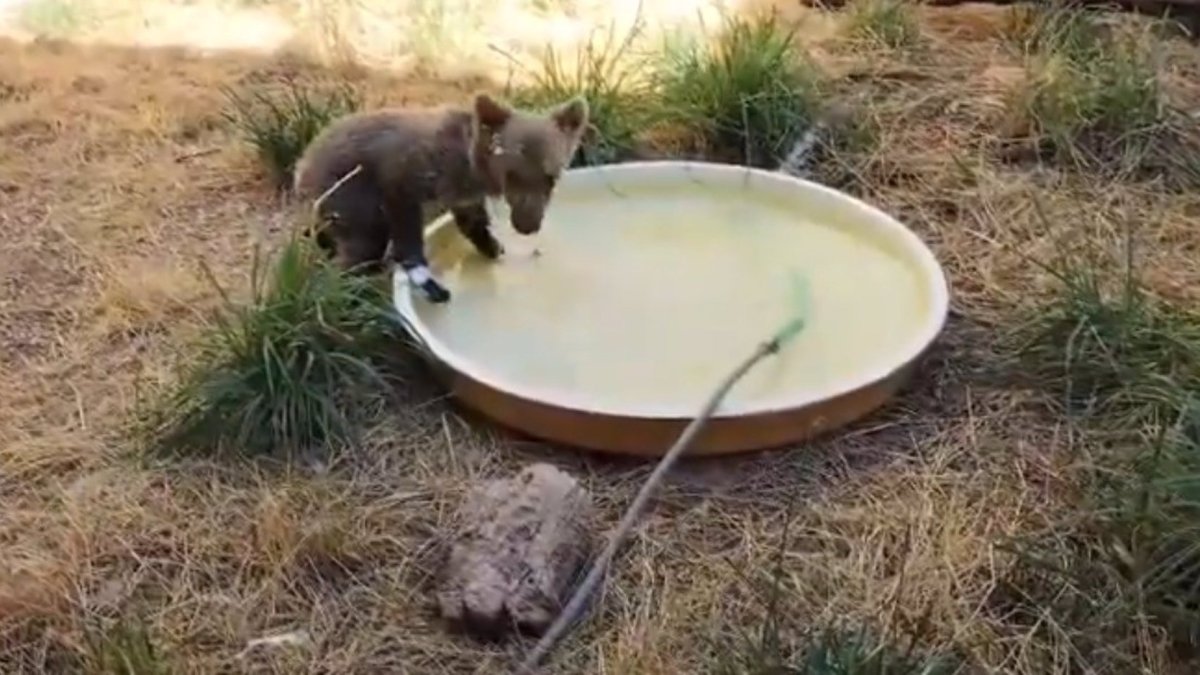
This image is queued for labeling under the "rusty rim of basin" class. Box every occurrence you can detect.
[392,160,950,457]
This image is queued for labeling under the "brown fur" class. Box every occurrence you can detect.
[292,93,589,300]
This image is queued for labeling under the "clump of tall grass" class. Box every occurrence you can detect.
[1010,248,1200,431]
[1003,1,1108,61]
[222,75,362,189]
[998,429,1200,664]
[83,616,170,675]
[504,23,652,167]
[144,234,418,459]
[504,12,852,171]
[653,12,826,169]
[843,0,922,50]
[1004,4,1166,171]
[1004,241,1200,660]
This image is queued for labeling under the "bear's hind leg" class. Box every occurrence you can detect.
[315,177,389,274]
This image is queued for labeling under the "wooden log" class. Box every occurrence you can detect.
[436,463,596,641]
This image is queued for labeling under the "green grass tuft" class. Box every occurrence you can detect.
[714,621,957,675]
[1005,4,1165,171]
[653,12,826,169]
[1005,2,1109,63]
[144,234,418,459]
[1000,432,1200,662]
[1110,432,1200,647]
[221,75,363,189]
[505,23,651,167]
[83,617,170,675]
[843,0,922,50]
[796,627,958,675]
[505,12,849,170]
[1005,240,1200,658]
[1010,247,1200,433]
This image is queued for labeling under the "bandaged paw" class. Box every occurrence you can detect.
[405,264,451,304]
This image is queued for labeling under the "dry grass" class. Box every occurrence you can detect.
[842,0,923,51]
[2,0,732,79]
[993,3,1200,185]
[221,74,364,188]
[3,2,1200,674]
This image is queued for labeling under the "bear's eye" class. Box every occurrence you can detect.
[545,173,558,189]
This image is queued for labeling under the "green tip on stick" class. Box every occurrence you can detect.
[774,271,811,349]
[518,271,812,673]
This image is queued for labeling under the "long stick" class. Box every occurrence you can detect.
[517,299,809,673]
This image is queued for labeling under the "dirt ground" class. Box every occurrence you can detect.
[2,4,1200,673]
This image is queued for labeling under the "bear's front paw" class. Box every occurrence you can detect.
[420,279,451,304]
[405,264,452,304]
[476,234,505,260]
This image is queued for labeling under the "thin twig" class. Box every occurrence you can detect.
[517,289,810,673]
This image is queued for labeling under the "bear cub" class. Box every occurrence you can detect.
[293,93,590,303]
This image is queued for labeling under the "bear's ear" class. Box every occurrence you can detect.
[473,93,513,130]
[551,96,589,134]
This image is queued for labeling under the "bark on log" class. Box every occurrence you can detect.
[436,463,596,641]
